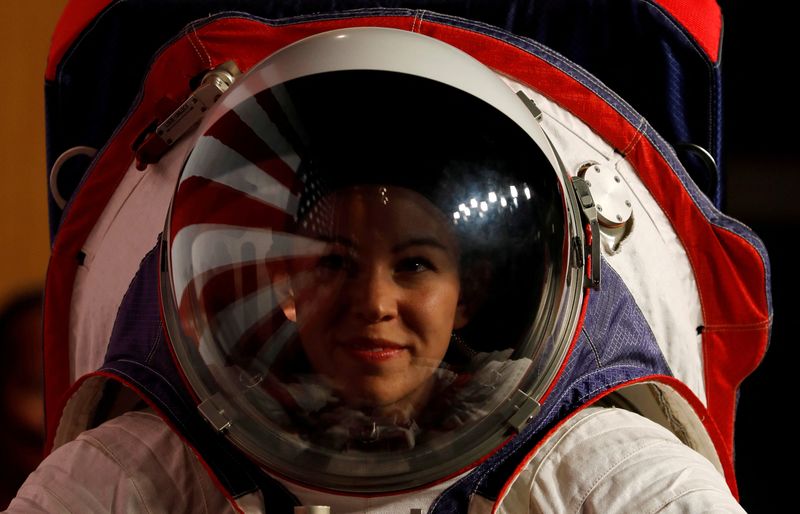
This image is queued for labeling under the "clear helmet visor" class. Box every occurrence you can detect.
[162,29,583,493]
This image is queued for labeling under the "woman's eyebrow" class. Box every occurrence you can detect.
[392,237,449,253]
[314,235,356,248]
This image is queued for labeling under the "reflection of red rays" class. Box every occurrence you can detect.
[253,88,306,160]
[177,255,319,345]
[170,176,293,243]
[205,109,303,195]
[225,307,291,369]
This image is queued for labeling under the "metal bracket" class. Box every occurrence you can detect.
[134,61,241,169]
[506,389,541,433]
[570,176,601,290]
[516,90,543,121]
[198,394,233,434]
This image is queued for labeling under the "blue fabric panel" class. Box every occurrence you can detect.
[429,259,671,512]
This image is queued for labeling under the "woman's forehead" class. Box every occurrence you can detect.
[301,185,457,246]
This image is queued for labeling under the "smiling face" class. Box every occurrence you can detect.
[281,186,468,415]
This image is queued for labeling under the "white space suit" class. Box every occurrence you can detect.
[8,25,765,514]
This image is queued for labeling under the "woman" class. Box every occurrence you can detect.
[281,185,468,420]
[259,181,537,453]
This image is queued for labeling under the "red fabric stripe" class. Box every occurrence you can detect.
[204,110,302,195]
[170,176,293,242]
[655,0,722,62]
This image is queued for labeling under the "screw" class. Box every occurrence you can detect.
[616,214,622,221]
[614,175,621,183]
[625,200,631,207]
[597,205,603,212]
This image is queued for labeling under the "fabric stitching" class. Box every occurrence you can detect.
[652,386,693,449]
[524,408,610,494]
[144,326,161,364]
[649,486,732,514]
[574,439,667,514]
[81,433,153,514]
[102,368,245,490]
[189,25,213,68]
[582,328,603,368]
[24,483,73,512]
[466,366,643,502]
[620,118,648,157]
[702,319,773,332]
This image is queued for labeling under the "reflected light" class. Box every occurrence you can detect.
[450,183,530,222]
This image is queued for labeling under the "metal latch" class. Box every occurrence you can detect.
[570,176,601,290]
[506,389,541,433]
[198,394,233,434]
[134,61,241,170]
[516,90,543,121]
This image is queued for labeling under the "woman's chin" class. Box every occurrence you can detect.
[335,377,435,419]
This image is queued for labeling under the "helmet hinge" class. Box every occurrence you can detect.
[515,90,543,121]
[198,393,233,434]
[569,176,602,290]
[133,61,241,170]
[506,389,541,433]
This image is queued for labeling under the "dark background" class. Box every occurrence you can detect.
[719,1,797,511]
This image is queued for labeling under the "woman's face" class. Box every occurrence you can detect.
[282,186,468,414]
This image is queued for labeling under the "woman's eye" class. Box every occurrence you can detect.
[396,257,435,274]
[316,253,350,274]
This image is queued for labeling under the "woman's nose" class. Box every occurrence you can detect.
[349,267,398,323]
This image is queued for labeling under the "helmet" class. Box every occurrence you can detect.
[160,27,586,493]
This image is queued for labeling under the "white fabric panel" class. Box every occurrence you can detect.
[272,471,463,514]
[68,135,194,382]
[494,407,742,514]
[6,411,235,514]
[500,76,707,404]
[180,135,299,213]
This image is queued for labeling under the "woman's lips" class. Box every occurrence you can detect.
[338,338,408,362]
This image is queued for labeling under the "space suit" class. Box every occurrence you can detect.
[7,19,767,514]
